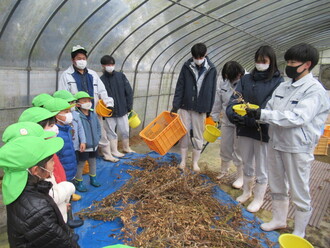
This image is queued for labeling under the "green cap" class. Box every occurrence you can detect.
[43,98,75,112]
[74,91,94,100]
[2,122,56,143]
[18,107,58,123]
[0,136,64,205]
[53,90,76,102]
[32,94,53,107]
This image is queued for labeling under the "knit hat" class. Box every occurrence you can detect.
[43,98,75,112]
[74,91,94,100]
[53,90,76,102]
[31,94,53,107]
[0,135,64,205]
[18,107,58,123]
[2,122,56,143]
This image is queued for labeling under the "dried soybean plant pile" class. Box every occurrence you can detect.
[78,156,273,248]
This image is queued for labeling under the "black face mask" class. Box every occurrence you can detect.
[285,63,305,79]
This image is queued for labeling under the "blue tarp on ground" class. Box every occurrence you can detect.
[72,152,280,248]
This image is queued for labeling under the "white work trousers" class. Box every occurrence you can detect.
[268,147,313,211]
[179,109,205,151]
[98,115,109,147]
[220,124,242,167]
[238,136,268,184]
[104,114,130,140]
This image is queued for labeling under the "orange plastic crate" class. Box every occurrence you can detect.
[139,111,187,155]
[323,125,330,144]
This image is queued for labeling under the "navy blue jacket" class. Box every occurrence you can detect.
[100,71,133,117]
[226,71,284,142]
[76,109,101,150]
[172,57,217,113]
[56,124,77,180]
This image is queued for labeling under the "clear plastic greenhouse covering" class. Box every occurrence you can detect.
[0,0,330,135]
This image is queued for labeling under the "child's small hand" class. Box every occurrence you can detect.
[80,143,86,152]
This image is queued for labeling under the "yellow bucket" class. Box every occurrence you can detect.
[203,124,221,143]
[279,234,313,248]
[95,100,113,117]
[233,103,259,116]
[128,110,141,128]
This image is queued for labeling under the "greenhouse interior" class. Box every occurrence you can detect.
[0,0,330,248]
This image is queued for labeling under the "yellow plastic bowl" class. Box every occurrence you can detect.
[95,100,113,117]
[233,104,259,116]
[279,234,313,248]
[203,125,221,143]
[128,110,141,128]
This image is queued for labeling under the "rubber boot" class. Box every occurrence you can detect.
[192,149,201,172]
[292,209,312,237]
[99,144,119,162]
[216,160,231,180]
[122,138,135,153]
[179,148,188,169]
[90,175,101,187]
[67,219,84,229]
[110,139,125,157]
[236,175,254,203]
[71,193,81,201]
[232,165,243,189]
[247,183,267,212]
[261,199,289,231]
[75,180,87,192]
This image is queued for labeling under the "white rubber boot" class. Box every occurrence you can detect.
[110,139,125,157]
[99,144,119,162]
[216,160,231,180]
[247,183,267,212]
[192,149,201,172]
[261,200,289,231]
[232,165,243,189]
[292,209,312,238]
[236,175,254,203]
[179,148,188,169]
[122,139,135,153]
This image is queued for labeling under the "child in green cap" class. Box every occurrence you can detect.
[18,109,83,228]
[74,91,102,191]
[31,93,53,107]
[0,127,79,247]
[43,98,78,182]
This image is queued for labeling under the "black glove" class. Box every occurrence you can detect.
[170,107,178,114]
[206,112,210,118]
[232,114,245,125]
[246,108,261,120]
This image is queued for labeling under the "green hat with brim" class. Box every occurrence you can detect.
[0,136,64,205]
[53,90,76,102]
[32,94,53,107]
[43,98,75,112]
[74,91,94,100]
[18,107,58,124]
[2,122,56,143]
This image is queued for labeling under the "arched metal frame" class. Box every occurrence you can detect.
[0,0,329,133]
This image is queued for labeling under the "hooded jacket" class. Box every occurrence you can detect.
[226,70,283,142]
[56,124,77,181]
[6,179,78,248]
[172,57,217,113]
[100,70,133,117]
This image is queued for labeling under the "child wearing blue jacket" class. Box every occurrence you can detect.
[74,91,102,192]
[44,98,77,181]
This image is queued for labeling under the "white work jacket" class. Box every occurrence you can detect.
[58,65,114,107]
[211,78,235,126]
[260,73,330,153]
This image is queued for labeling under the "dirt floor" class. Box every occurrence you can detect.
[0,135,329,248]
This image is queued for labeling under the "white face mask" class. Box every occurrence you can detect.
[75,60,87,70]
[255,63,269,71]
[45,125,59,137]
[80,102,92,110]
[105,66,115,73]
[193,58,205,66]
[57,112,73,125]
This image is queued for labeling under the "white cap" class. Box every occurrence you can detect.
[72,45,87,53]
